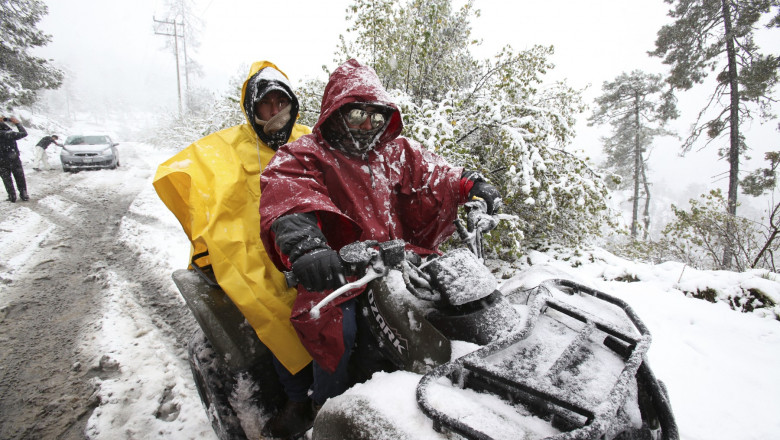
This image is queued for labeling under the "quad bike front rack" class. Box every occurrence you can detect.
[416,279,679,440]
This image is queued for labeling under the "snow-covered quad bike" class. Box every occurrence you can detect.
[172,201,678,440]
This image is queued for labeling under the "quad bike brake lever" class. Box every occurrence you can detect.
[309,267,386,319]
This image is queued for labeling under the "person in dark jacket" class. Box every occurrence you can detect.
[0,116,29,202]
[33,134,62,171]
[258,59,501,437]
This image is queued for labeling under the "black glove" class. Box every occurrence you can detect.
[272,213,329,261]
[291,248,347,291]
[468,180,502,215]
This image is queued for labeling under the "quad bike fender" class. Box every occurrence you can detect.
[312,395,412,440]
[172,269,269,371]
[359,270,451,374]
[174,269,286,440]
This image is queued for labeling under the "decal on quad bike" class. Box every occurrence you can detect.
[367,289,409,357]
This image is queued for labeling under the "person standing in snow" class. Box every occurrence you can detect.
[153,61,315,436]
[33,134,62,171]
[259,59,502,437]
[0,116,30,202]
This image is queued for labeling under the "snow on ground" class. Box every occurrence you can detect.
[502,251,780,440]
[81,143,219,439]
[4,141,779,439]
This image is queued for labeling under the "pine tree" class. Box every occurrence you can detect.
[650,0,780,268]
[0,0,63,109]
[589,71,678,239]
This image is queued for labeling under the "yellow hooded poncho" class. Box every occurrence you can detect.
[153,61,312,373]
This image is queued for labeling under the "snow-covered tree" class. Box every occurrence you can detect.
[0,0,63,109]
[589,71,678,240]
[338,0,479,105]
[337,0,614,257]
[659,189,763,271]
[650,0,780,267]
[741,146,780,269]
[296,77,326,128]
[646,150,780,271]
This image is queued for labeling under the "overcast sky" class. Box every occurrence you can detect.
[36,0,674,110]
[35,0,779,216]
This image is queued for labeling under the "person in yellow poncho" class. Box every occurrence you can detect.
[152,61,314,436]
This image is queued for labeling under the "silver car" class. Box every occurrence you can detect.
[60,135,120,172]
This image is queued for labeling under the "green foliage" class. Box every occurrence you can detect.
[742,151,780,196]
[336,0,615,258]
[616,150,780,273]
[657,189,766,270]
[679,285,778,318]
[389,50,613,256]
[740,148,780,271]
[652,0,779,102]
[729,287,777,314]
[649,0,780,164]
[339,0,480,105]
[0,0,64,109]
[296,78,326,128]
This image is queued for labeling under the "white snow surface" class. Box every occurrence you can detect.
[2,141,779,439]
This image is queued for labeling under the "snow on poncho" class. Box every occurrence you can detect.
[260,59,466,372]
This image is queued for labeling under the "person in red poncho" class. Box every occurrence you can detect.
[259,59,501,437]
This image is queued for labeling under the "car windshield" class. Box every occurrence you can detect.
[65,135,110,145]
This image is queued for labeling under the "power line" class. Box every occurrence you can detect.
[200,0,216,17]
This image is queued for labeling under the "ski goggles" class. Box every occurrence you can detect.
[344,108,386,129]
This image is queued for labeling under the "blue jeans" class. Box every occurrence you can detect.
[273,299,357,405]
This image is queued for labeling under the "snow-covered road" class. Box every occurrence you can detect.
[0,142,215,439]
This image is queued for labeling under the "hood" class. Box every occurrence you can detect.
[62,135,113,152]
[241,61,300,150]
[314,59,403,156]
[63,143,112,153]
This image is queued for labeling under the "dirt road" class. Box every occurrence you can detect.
[0,145,199,439]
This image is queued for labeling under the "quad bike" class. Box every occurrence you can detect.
[172,202,678,440]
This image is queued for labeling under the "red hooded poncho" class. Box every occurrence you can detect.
[260,59,467,372]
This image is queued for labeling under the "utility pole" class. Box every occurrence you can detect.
[153,17,185,117]
[181,21,190,99]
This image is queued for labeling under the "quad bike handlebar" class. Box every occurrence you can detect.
[291,199,511,318]
[309,254,387,319]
